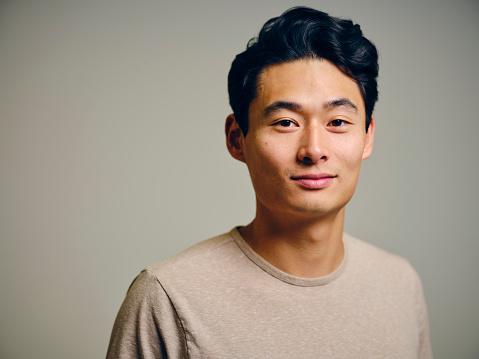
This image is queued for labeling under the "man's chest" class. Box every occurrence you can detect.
[169,280,420,358]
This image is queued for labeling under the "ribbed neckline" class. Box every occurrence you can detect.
[230,227,349,287]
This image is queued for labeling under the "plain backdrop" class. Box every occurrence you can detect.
[1,0,478,358]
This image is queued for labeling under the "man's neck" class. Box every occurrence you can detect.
[239,207,345,278]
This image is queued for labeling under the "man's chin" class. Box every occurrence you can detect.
[284,202,347,218]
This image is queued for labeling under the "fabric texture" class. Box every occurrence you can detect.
[107,228,433,358]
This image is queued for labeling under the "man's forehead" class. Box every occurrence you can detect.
[253,59,364,115]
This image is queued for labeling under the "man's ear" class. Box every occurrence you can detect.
[362,115,375,160]
[225,114,246,163]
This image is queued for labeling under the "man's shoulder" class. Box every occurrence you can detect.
[345,233,408,261]
[344,233,421,285]
[144,230,239,280]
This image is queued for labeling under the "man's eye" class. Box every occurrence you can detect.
[276,119,294,127]
[330,119,345,127]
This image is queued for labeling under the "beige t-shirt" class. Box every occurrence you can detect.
[107,229,433,358]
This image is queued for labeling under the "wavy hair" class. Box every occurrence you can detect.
[228,7,379,134]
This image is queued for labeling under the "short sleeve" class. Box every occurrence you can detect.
[106,270,188,358]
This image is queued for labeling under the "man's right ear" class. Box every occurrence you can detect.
[225,114,246,163]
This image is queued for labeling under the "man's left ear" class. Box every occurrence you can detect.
[362,115,375,160]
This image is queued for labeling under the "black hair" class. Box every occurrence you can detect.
[227,6,379,135]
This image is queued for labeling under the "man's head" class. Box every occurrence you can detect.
[225,7,378,219]
[228,6,379,136]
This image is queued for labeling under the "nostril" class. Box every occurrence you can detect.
[300,156,314,164]
[298,153,327,165]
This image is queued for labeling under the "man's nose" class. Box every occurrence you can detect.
[297,126,328,164]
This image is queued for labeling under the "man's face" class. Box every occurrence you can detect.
[226,59,374,219]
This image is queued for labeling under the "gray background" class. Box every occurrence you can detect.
[1,0,478,358]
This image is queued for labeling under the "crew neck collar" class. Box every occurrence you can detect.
[230,227,349,287]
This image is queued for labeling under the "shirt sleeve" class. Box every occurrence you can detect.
[106,270,188,358]
[415,271,433,359]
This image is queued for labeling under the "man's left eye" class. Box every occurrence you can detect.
[330,119,345,126]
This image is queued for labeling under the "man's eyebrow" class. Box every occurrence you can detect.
[263,101,302,117]
[324,98,358,112]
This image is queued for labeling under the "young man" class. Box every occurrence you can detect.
[107,7,432,358]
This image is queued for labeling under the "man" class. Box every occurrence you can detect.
[107,7,432,358]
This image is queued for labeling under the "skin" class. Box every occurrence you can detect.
[225,59,375,278]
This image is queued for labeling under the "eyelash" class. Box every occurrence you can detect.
[273,119,296,127]
[271,118,351,130]
[329,119,347,127]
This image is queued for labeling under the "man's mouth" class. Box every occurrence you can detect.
[290,174,336,189]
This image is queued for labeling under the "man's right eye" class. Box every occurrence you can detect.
[276,119,294,127]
